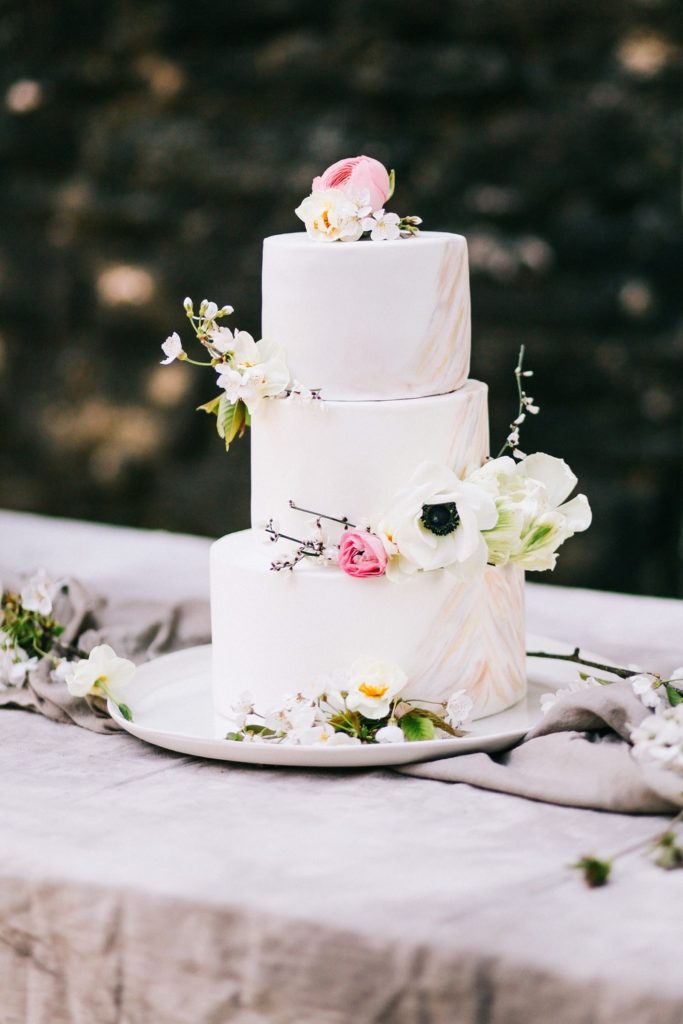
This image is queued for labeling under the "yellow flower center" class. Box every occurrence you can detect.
[358,682,389,699]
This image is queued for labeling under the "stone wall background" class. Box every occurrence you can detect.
[0,0,680,595]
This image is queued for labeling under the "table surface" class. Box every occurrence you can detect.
[2,508,683,1024]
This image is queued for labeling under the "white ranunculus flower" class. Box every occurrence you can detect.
[345,658,408,720]
[631,674,662,709]
[631,704,683,774]
[444,690,474,728]
[470,453,592,572]
[373,462,498,581]
[160,331,184,365]
[64,644,136,699]
[375,724,406,744]
[0,644,38,690]
[20,569,55,617]
[295,187,364,242]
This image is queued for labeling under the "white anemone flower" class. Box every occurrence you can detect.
[20,569,55,617]
[160,331,184,365]
[470,453,592,572]
[373,462,498,581]
[64,644,136,699]
[345,658,407,720]
[295,187,365,242]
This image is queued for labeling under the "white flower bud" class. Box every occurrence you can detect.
[183,296,193,313]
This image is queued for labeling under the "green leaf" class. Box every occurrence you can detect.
[329,710,362,738]
[243,723,278,738]
[416,709,467,738]
[666,685,683,706]
[196,395,222,415]
[579,672,616,686]
[117,703,133,722]
[399,711,436,742]
[225,731,244,742]
[216,395,246,450]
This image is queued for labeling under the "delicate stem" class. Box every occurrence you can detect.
[181,355,214,367]
[526,647,637,681]
[611,809,683,862]
[496,344,526,458]
[265,525,323,553]
[288,501,356,529]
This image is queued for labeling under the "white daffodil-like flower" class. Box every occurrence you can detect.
[470,453,592,572]
[215,333,290,412]
[375,724,406,744]
[373,462,498,581]
[160,331,184,365]
[20,569,55,617]
[540,674,601,714]
[295,187,365,242]
[362,209,401,242]
[631,704,683,774]
[207,326,235,356]
[444,690,474,728]
[294,723,361,746]
[64,644,136,699]
[0,644,38,690]
[631,673,663,709]
[345,658,407,720]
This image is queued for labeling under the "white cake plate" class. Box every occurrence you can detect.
[107,634,602,768]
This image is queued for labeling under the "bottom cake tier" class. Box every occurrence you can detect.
[210,530,527,731]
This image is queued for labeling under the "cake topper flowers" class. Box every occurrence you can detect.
[295,156,422,243]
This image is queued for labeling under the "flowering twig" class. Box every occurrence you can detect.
[496,345,539,459]
[574,809,683,887]
[288,500,356,529]
[527,646,683,697]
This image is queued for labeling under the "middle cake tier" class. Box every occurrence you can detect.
[251,380,489,537]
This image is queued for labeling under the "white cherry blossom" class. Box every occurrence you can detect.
[160,331,184,365]
[20,569,55,617]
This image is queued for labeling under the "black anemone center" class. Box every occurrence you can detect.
[420,502,460,536]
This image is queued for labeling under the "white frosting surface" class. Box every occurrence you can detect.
[261,231,471,401]
[251,381,489,536]
[210,530,526,725]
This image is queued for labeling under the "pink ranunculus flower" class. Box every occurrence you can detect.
[338,530,388,579]
[312,156,391,213]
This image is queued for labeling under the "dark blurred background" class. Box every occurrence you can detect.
[0,0,680,595]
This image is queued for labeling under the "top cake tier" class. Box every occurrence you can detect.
[262,231,471,402]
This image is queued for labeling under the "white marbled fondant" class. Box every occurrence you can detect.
[210,530,526,728]
[251,381,489,537]
[261,231,471,401]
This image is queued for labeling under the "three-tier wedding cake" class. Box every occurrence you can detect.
[162,155,591,743]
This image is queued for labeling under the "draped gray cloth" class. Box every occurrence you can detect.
[0,574,210,732]
[2,567,681,814]
[400,681,683,813]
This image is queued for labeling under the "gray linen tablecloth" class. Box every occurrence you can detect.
[2,509,683,1024]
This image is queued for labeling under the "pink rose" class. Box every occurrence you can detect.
[338,530,388,579]
[312,156,391,213]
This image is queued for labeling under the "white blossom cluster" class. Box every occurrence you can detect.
[0,570,55,690]
[223,658,474,746]
[631,695,683,774]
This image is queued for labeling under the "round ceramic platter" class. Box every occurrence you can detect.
[108,635,603,768]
